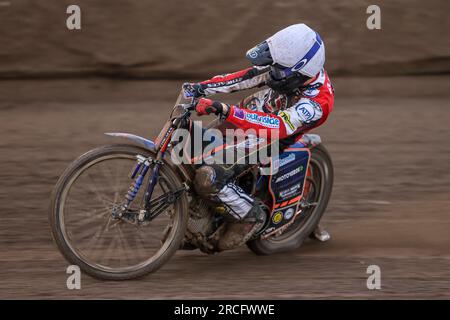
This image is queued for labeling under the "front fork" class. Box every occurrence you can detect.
[143,159,162,209]
[125,155,152,208]
[125,153,163,208]
[111,154,154,221]
[113,150,185,224]
[114,117,187,222]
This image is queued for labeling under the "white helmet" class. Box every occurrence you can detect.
[246,23,325,92]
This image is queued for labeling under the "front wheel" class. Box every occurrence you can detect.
[49,144,188,280]
[247,144,334,255]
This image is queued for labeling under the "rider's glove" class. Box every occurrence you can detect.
[195,98,229,117]
[183,83,205,98]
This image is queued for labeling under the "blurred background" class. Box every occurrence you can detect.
[0,0,449,298]
[1,0,449,78]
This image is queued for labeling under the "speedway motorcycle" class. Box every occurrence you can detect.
[49,88,333,280]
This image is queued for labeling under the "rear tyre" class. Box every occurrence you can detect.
[246,144,333,255]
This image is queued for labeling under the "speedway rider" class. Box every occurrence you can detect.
[183,23,334,250]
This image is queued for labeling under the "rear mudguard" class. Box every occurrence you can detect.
[261,133,322,237]
[298,133,321,148]
[104,132,194,183]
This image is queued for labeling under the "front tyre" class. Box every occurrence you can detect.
[247,144,334,255]
[49,144,188,280]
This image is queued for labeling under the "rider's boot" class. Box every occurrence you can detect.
[217,199,267,251]
[309,224,331,242]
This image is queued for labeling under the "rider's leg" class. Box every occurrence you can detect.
[194,164,266,248]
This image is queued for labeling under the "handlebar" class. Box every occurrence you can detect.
[180,97,199,112]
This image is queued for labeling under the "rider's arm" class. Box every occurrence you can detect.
[196,66,270,96]
[225,98,324,139]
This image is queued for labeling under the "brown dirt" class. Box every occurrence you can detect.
[0,77,449,299]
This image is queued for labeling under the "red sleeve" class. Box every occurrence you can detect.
[225,105,288,139]
[200,68,253,85]
[198,67,269,96]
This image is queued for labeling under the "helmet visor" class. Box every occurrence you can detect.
[246,41,273,66]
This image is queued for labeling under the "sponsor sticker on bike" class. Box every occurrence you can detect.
[284,208,295,220]
[272,211,283,224]
[279,154,296,167]
[275,166,303,183]
[279,183,301,198]
[272,153,296,169]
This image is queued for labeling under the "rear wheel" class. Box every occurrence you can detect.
[247,144,333,255]
[49,144,188,280]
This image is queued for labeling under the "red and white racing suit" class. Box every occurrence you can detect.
[197,66,334,142]
[193,66,334,220]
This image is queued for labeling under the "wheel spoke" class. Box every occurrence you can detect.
[85,172,116,207]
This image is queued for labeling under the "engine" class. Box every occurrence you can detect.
[183,198,223,253]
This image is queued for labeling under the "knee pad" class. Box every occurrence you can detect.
[194,165,234,197]
[194,165,219,197]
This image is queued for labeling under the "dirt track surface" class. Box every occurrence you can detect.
[0,77,449,299]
